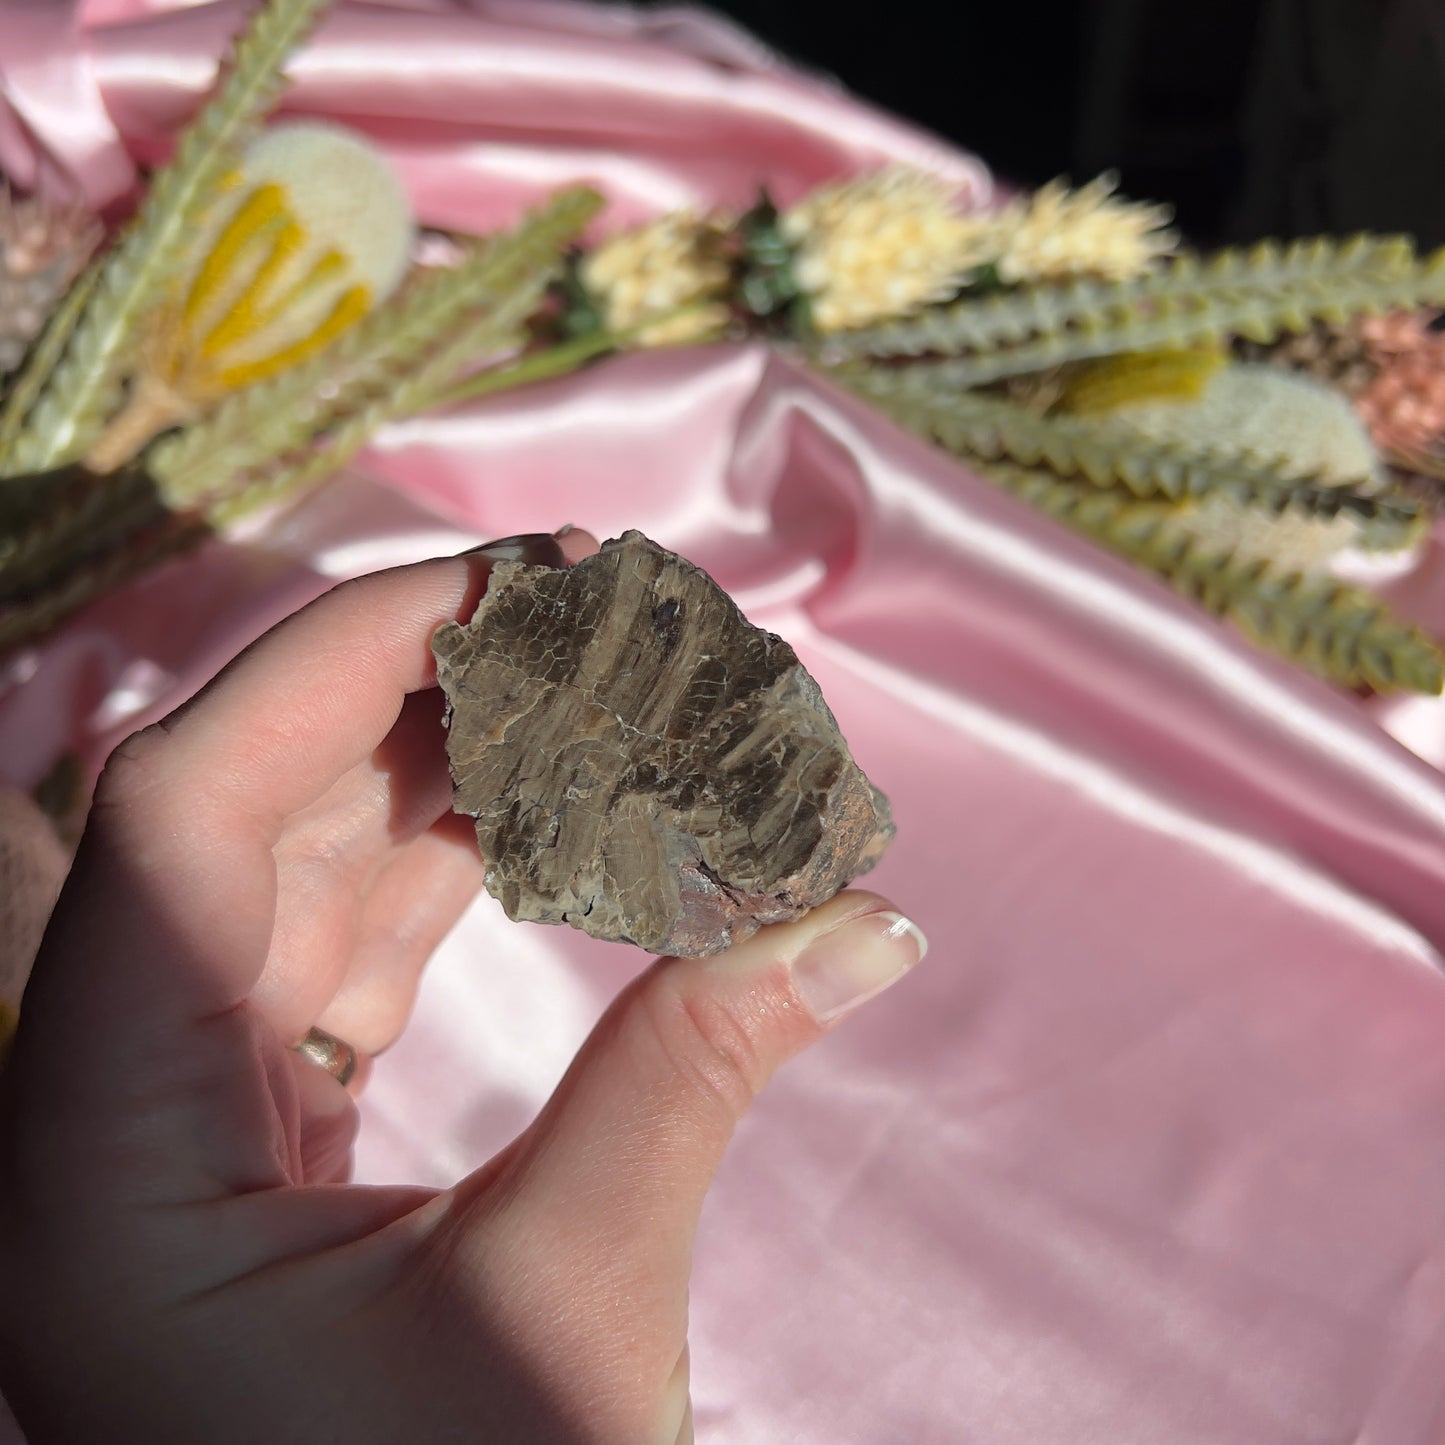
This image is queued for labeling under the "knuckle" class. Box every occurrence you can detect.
[642,976,769,1124]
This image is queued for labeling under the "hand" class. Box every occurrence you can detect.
[0,533,925,1445]
[0,785,69,1055]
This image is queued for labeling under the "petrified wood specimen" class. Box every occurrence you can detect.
[432,530,894,956]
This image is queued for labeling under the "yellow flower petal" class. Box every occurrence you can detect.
[216,282,371,389]
[183,182,290,332]
[164,124,413,399]
[198,217,306,358]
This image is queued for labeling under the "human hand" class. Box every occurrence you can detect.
[0,785,69,1057]
[0,533,925,1444]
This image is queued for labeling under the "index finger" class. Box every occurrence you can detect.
[31,536,579,1036]
[130,530,594,840]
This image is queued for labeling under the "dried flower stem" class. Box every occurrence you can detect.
[0,466,166,602]
[425,323,655,413]
[0,513,207,655]
[83,374,195,475]
[205,291,534,525]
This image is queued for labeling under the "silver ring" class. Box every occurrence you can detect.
[294,1026,360,1087]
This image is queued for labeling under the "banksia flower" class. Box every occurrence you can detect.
[1111,365,1380,488]
[0,190,100,374]
[1352,310,1445,472]
[989,173,1177,285]
[84,122,412,473]
[1110,364,1384,572]
[780,167,993,332]
[579,212,731,346]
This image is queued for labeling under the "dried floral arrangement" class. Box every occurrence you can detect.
[3,0,1445,695]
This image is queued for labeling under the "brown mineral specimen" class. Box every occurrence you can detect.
[432,530,894,956]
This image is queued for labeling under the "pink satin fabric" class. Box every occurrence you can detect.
[5,5,1445,1443]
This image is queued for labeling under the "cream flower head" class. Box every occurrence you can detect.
[175,122,413,394]
[1110,364,1385,573]
[85,122,414,473]
[990,174,1177,285]
[581,212,732,347]
[780,167,992,332]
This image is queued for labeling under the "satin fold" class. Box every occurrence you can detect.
[3,5,1445,1443]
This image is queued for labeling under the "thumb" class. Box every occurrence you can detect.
[454,890,925,1362]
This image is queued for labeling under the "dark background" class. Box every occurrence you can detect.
[704,0,1445,247]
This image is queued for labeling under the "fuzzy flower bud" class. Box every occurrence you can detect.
[1110,364,1385,573]
[990,174,1177,285]
[580,212,732,347]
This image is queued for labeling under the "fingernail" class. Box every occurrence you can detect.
[552,523,577,539]
[792,909,927,1024]
[458,532,566,567]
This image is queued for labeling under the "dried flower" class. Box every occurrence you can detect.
[580,211,732,346]
[1353,310,1445,472]
[84,122,413,473]
[0,189,100,373]
[1110,364,1384,572]
[1111,364,1380,487]
[1238,319,1379,397]
[780,167,992,332]
[989,173,1177,285]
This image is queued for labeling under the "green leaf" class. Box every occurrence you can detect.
[737,188,804,324]
[554,250,606,340]
[820,236,1445,383]
[982,461,1443,693]
[0,260,102,467]
[842,375,1424,551]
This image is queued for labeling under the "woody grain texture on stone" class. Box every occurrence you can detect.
[432,530,895,956]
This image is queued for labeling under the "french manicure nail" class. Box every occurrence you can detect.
[458,532,566,566]
[792,909,927,1024]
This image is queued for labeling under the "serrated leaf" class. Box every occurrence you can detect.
[979,461,1443,693]
[821,236,1445,378]
[4,0,332,475]
[840,375,1424,550]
